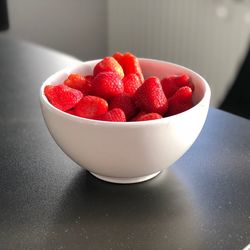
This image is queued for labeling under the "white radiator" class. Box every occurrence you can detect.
[108,0,250,106]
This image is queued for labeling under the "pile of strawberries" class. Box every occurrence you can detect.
[44,52,194,122]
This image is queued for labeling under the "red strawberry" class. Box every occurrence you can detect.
[109,94,137,120]
[130,111,147,121]
[132,113,162,122]
[161,74,193,98]
[66,109,76,116]
[112,52,124,65]
[123,73,142,97]
[96,108,126,122]
[167,86,193,116]
[85,75,94,84]
[93,57,124,79]
[74,95,108,119]
[133,77,168,115]
[44,84,83,111]
[92,71,124,100]
[121,52,144,83]
[64,73,92,96]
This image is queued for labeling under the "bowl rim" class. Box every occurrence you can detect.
[40,58,211,127]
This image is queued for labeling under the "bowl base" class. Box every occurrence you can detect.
[90,171,161,184]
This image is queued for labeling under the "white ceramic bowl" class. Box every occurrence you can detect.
[40,58,211,184]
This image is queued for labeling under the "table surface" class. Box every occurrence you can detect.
[0,34,250,250]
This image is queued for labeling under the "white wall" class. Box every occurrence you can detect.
[7,0,107,60]
[6,0,250,106]
[108,0,250,107]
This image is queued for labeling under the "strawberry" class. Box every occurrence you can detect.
[133,77,168,115]
[64,73,92,96]
[167,86,193,116]
[130,111,147,121]
[109,94,137,120]
[161,74,193,98]
[74,95,108,119]
[112,52,124,65]
[66,109,76,115]
[44,84,83,111]
[132,113,162,122]
[85,75,94,85]
[123,73,142,97]
[120,52,144,83]
[96,108,126,122]
[93,57,124,79]
[92,71,124,100]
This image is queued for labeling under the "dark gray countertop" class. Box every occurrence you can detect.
[0,34,250,250]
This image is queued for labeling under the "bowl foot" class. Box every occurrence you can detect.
[90,171,161,184]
